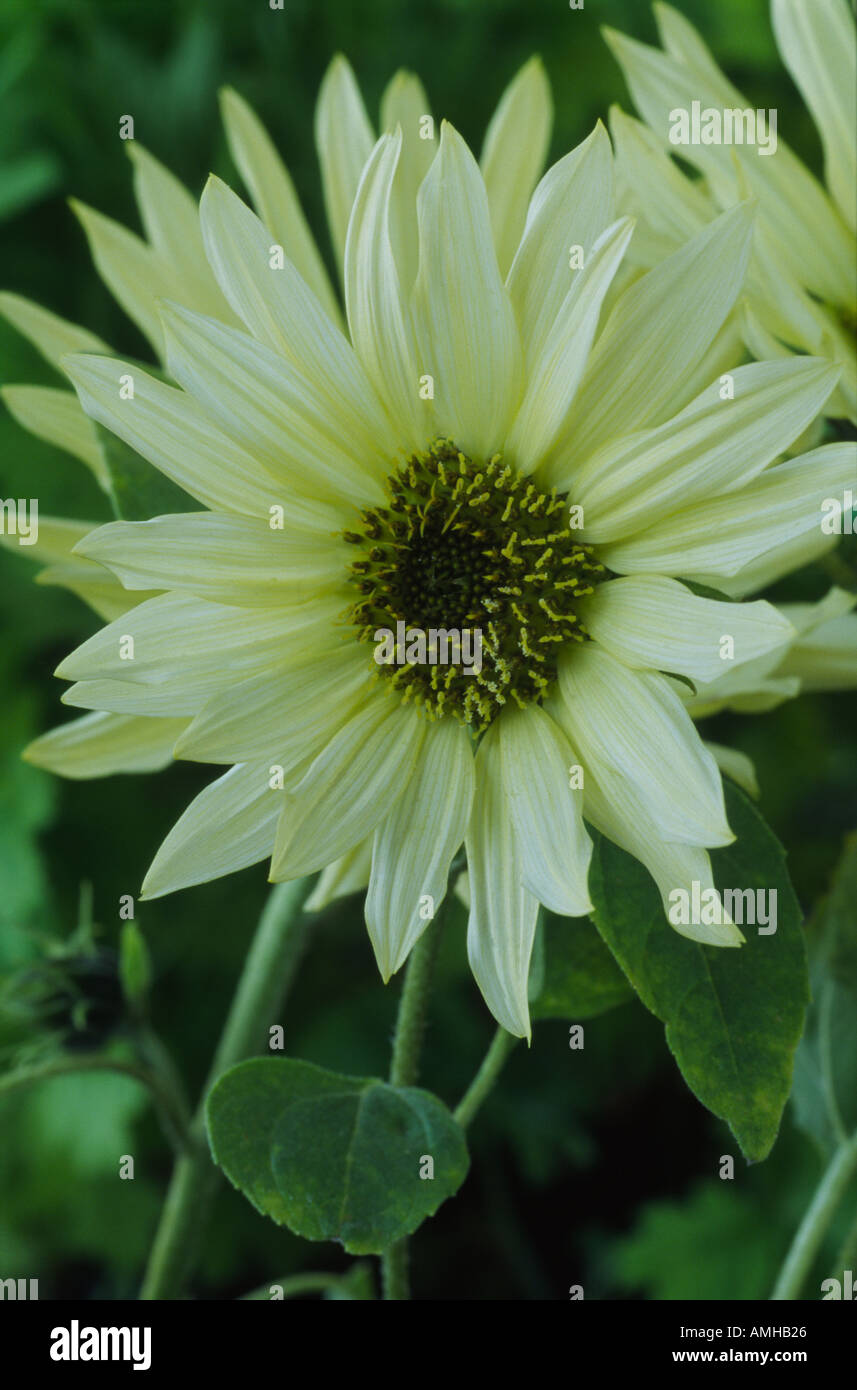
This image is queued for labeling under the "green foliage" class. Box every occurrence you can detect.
[531,910,634,1022]
[0,28,61,222]
[119,921,152,1012]
[792,835,857,1154]
[589,784,809,1162]
[611,1183,784,1300]
[94,421,201,522]
[207,1057,470,1254]
[0,700,55,944]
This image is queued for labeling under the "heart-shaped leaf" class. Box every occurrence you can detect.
[206,1057,469,1254]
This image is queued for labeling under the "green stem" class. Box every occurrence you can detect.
[0,1052,192,1155]
[829,1204,857,1286]
[771,1131,857,1300]
[381,915,443,1301]
[240,1272,348,1300]
[389,917,442,1088]
[454,1028,519,1130]
[381,1241,409,1303]
[139,878,314,1301]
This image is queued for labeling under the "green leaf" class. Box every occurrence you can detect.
[95,421,201,521]
[589,782,809,1162]
[530,911,634,1021]
[610,1182,783,1301]
[119,921,152,1011]
[792,834,857,1153]
[206,1057,470,1255]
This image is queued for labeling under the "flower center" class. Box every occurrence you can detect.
[343,439,604,730]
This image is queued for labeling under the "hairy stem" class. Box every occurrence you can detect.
[139,878,314,1300]
[381,915,443,1300]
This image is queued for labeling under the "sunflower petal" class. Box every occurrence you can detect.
[412,122,522,457]
[547,202,755,471]
[480,56,553,278]
[315,55,375,272]
[63,353,287,518]
[174,645,368,764]
[305,839,374,912]
[600,443,857,578]
[379,69,435,292]
[572,357,839,537]
[771,0,857,237]
[582,576,794,682]
[199,176,388,458]
[466,722,539,1039]
[508,217,635,473]
[366,718,474,979]
[557,645,733,846]
[74,513,347,605]
[24,711,186,779]
[0,291,108,372]
[344,132,425,449]
[498,704,593,916]
[219,85,343,322]
[506,122,614,366]
[572,746,743,947]
[158,299,390,509]
[270,695,425,880]
[141,761,283,898]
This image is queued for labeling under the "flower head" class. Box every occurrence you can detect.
[604,0,857,421]
[23,109,856,1041]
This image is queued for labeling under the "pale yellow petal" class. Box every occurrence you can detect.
[219,85,343,323]
[465,722,539,1039]
[412,122,522,457]
[480,56,553,277]
[270,694,425,881]
[315,55,375,272]
[141,761,283,898]
[366,719,473,978]
[25,711,186,779]
[498,704,593,917]
[379,70,435,292]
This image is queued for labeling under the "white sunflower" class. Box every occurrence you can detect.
[604,0,857,422]
[25,114,857,1040]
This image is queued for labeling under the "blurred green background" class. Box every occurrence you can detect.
[0,0,854,1300]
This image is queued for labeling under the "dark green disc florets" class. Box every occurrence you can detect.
[343,439,605,731]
